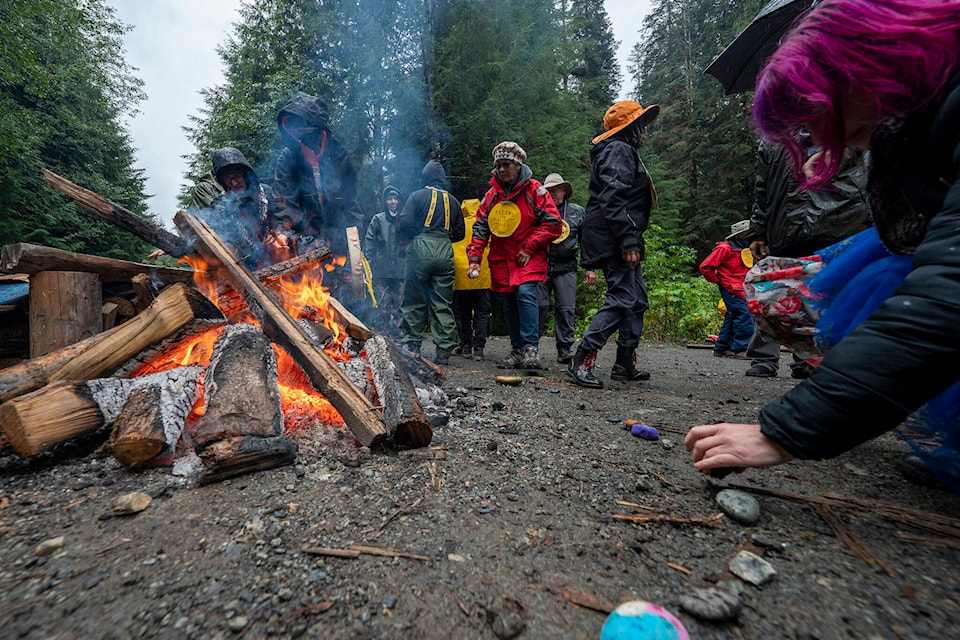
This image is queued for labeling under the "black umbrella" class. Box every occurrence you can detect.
[705,0,818,95]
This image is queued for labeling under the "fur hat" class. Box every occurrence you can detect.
[492,141,527,164]
[592,100,660,144]
[542,173,573,198]
[725,219,751,240]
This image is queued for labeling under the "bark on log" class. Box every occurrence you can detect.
[365,335,432,448]
[29,271,102,358]
[1,243,193,285]
[0,283,223,403]
[110,367,203,468]
[41,168,188,257]
[175,211,388,447]
[131,273,155,313]
[192,324,282,447]
[198,436,298,485]
[0,367,203,457]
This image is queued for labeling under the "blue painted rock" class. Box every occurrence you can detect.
[630,423,660,440]
[599,601,689,639]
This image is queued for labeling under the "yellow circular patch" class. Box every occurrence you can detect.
[552,219,571,244]
[741,247,754,268]
[488,201,521,237]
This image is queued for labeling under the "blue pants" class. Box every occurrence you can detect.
[716,286,753,352]
[502,281,540,351]
[581,257,649,351]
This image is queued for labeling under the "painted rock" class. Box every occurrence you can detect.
[600,601,689,640]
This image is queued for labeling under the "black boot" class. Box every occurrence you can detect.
[611,347,650,381]
[566,347,603,389]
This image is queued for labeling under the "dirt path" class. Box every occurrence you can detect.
[1,338,958,639]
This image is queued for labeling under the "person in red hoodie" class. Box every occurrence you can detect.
[699,220,753,358]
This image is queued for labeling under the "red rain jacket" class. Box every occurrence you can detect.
[699,241,750,298]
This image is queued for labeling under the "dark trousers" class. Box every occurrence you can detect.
[746,323,814,375]
[453,289,491,350]
[580,257,649,352]
[537,271,577,349]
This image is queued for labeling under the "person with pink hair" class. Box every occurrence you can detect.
[686,0,960,490]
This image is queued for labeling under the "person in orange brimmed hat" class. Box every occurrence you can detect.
[568,100,660,389]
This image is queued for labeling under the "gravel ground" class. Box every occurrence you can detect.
[1,337,959,640]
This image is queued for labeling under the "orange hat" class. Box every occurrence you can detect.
[592,100,660,144]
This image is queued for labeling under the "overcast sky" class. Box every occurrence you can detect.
[108,0,653,230]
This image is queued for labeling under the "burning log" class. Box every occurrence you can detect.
[1,242,193,285]
[364,334,432,448]
[42,168,188,257]
[174,211,388,447]
[215,246,333,317]
[0,283,224,403]
[0,367,203,457]
[198,436,298,485]
[192,324,282,446]
[110,368,203,468]
[29,271,102,357]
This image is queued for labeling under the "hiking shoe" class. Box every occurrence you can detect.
[744,364,777,378]
[472,349,484,361]
[791,363,815,379]
[713,350,732,357]
[454,345,472,357]
[521,345,544,369]
[497,349,523,369]
[557,345,573,364]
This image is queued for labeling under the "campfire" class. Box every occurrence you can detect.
[0,171,439,484]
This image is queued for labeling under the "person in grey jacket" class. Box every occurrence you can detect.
[537,173,593,364]
[363,186,405,336]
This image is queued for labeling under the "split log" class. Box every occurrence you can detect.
[192,324,282,447]
[364,334,432,448]
[174,211,388,447]
[0,367,203,457]
[1,243,193,285]
[131,273,155,313]
[110,367,204,468]
[0,283,223,403]
[41,168,188,257]
[29,271,102,358]
[102,301,119,330]
[197,436,298,485]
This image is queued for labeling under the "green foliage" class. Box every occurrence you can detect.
[0,0,153,260]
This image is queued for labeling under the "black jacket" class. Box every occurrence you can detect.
[749,138,871,257]
[759,66,960,460]
[580,136,651,267]
[398,160,465,243]
[272,92,362,254]
[547,200,586,275]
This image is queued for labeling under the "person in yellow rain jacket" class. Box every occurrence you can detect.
[452,199,491,360]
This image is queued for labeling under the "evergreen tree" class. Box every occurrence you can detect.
[0,0,154,259]
[565,0,620,112]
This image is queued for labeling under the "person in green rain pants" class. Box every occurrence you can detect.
[397,160,465,366]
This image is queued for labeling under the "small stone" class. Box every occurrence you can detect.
[227,615,248,632]
[489,610,525,640]
[383,597,398,610]
[112,492,153,515]
[607,416,622,423]
[716,489,761,525]
[35,537,65,557]
[635,475,658,492]
[729,550,777,586]
[679,587,742,621]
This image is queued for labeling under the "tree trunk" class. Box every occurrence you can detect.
[174,211,388,448]
[29,271,102,357]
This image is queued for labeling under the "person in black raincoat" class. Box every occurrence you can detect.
[569,101,658,389]
[397,160,465,365]
[743,137,870,379]
[189,147,289,269]
[363,185,406,336]
[272,92,363,256]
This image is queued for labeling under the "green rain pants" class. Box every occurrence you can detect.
[400,233,458,356]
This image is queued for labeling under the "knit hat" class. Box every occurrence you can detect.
[542,173,573,198]
[492,141,527,164]
[592,100,660,144]
[725,219,751,240]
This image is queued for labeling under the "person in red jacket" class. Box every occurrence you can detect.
[699,220,753,358]
[467,141,562,369]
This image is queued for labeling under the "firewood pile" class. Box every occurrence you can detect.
[0,170,443,485]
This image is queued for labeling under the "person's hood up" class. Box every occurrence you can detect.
[421,160,447,189]
[211,147,256,184]
[278,92,329,143]
[382,185,401,207]
[492,162,533,193]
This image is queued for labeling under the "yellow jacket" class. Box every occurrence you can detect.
[453,199,491,290]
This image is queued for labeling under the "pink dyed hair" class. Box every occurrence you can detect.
[752,0,960,185]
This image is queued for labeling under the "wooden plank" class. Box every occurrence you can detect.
[29,271,102,358]
[1,243,193,284]
[41,168,188,257]
[174,211,388,447]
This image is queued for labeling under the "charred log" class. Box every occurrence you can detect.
[365,335,432,448]
[198,435,298,485]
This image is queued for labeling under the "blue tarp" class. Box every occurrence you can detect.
[0,282,29,305]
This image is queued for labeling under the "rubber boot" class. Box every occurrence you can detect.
[611,347,650,381]
[566,346,603,389]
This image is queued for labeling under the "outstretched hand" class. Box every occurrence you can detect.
[684,423,794,475]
